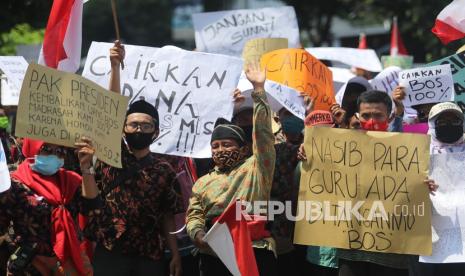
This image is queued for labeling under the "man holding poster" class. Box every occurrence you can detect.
[82,41,183,276]
[295,90,438,276]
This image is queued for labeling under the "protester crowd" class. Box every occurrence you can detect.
[1,36,464,276]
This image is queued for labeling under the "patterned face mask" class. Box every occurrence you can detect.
[212,149,245,170]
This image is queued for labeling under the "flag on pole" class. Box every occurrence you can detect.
[358,33,367,49]
[390,17,408,56]
[432,0,465,45]
[203,201,260,276]
[38,0,83,72]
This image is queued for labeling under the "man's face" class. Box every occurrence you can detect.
[124,113,158,137]
[358,102,389,123]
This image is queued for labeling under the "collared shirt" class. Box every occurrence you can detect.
[186,90,276,253]
[84,144,182,260]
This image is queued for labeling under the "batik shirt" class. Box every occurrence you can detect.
[0,180,99,274]
[186,90,276,253]
[84,145,182,260]
[270,142,300,254]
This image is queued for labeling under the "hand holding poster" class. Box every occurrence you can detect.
[0,56,29,106]
[261,48,334,111]
[294,127,432,255]
[306,47,383,72]
[399,64,454,106]
[0,142,10,192]
[16,63,129,168]
[83,42,243,158]
[428,50,465,111]
[192,6,299,56]
[242,38,288,69]
[420,152,465,263]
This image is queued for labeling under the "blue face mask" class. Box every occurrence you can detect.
[31,155,64,176]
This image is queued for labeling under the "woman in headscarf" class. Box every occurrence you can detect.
[0,137,100,275]
[408,102,463,276]
[186,63,277,276]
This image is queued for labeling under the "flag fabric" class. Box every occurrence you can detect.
[38,0,83,72]
[358,33,367,49]
[390,17,408,56]
[203,201,260,276]
[432,0,465,45]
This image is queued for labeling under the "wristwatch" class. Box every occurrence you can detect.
[81,166,96,175]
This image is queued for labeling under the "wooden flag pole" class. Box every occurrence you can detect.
[110,0,124,69]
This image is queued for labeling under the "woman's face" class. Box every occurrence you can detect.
[38,143,67,159]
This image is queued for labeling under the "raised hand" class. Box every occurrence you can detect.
[245,61,266,90]
[110,40,125,68]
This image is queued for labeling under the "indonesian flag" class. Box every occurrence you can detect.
[38,0,83,72]
[203,201,260,276]
[390,17,408,56]
[432,0,465,44]
[358,33,367,49]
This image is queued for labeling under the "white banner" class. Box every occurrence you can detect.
[237,73,304,119]
[0,142,10,193]
[305,47,383,72]
[400,64,455,106]
[83,42,243,158]
[420,152,465,263]
[0,56,28,106]
[193,6,299,56]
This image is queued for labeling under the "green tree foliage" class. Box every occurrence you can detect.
[82,0,173,52]
[0,24,44,55]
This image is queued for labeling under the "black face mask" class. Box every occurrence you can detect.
[124,132,155,150]
[435,125,464,144]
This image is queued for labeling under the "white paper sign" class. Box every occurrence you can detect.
[370,66,402,93]
[193,6,300,56]
[420,152,465,263]
[400,64,455,106]
[305,47,383,72]
[236,73,304,119]
[83,42,243,158]
[0,142,11,193]
[0,56,28,106]
[265,80,305,120]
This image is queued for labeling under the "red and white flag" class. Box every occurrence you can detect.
[390,17,408,56]
[358,33,367,49]
[432,0,465,45]
[203,201,260,276]
[38,0,83,72]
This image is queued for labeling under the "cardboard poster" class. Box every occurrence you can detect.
[16,63,129,168]
[294,127,432,255]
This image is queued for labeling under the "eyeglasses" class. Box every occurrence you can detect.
[40,145,67,158]
[435,118,463,127]
[125,122,155,133]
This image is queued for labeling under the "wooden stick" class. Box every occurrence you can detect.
[110,0,124,69]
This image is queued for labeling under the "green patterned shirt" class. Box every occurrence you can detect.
[186,90,276,252]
